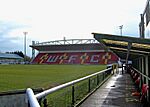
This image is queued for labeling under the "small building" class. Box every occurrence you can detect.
[0,53,23,64]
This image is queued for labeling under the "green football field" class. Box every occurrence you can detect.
[0,65,106,92]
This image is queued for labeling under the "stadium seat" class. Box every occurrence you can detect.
[135,77,140,86]
[132,73,139,81]
[140,84,149,103]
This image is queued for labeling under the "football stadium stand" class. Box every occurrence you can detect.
[30,39,119,64]
[0,53,23,64]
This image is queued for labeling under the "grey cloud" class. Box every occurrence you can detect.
[0,21,21,37]
[0,21,25,53]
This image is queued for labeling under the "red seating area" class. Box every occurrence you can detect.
[140,84,149,102]
[127,67,149,104]
[32,52,119,65]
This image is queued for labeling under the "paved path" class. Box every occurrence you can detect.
[80,72,143,107]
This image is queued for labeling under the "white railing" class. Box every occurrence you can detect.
[26,88,40,107]
[26,68,112,107]
[32,39,99,46]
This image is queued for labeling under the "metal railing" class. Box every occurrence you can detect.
[132,67,150,81]
[32,39,99,46]
[26,68,112,107]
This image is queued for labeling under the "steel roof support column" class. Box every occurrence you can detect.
[148,56,150,102]
[125,42,132,71]
[139,14,145,38]
[137,59,139,69]
[32,41,35,60]
[135,59,139,70]
[143,57,146,83]
[139,58,143,89]
[141,57,146,84]
[145,56,149,101]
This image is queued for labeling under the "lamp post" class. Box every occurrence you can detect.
[119,25,123,36]
[23,32,28,64]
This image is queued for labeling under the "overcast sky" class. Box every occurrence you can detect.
[0,0,148,56]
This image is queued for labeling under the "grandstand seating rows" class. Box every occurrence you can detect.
[32,52,119,65]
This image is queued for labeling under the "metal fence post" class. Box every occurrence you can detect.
[122,64,124,74]
[38,98,42,106]
[43,98,48,107]
[97,74,99,85]
[103,72,105,80]
[28,101,30,107]
[112,64,115,75]
[88,78,91,93]
[72,85,75,106]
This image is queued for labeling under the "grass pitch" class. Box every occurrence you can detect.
[0,65,106,92]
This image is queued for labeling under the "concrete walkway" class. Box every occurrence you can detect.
[80,72,143,107]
